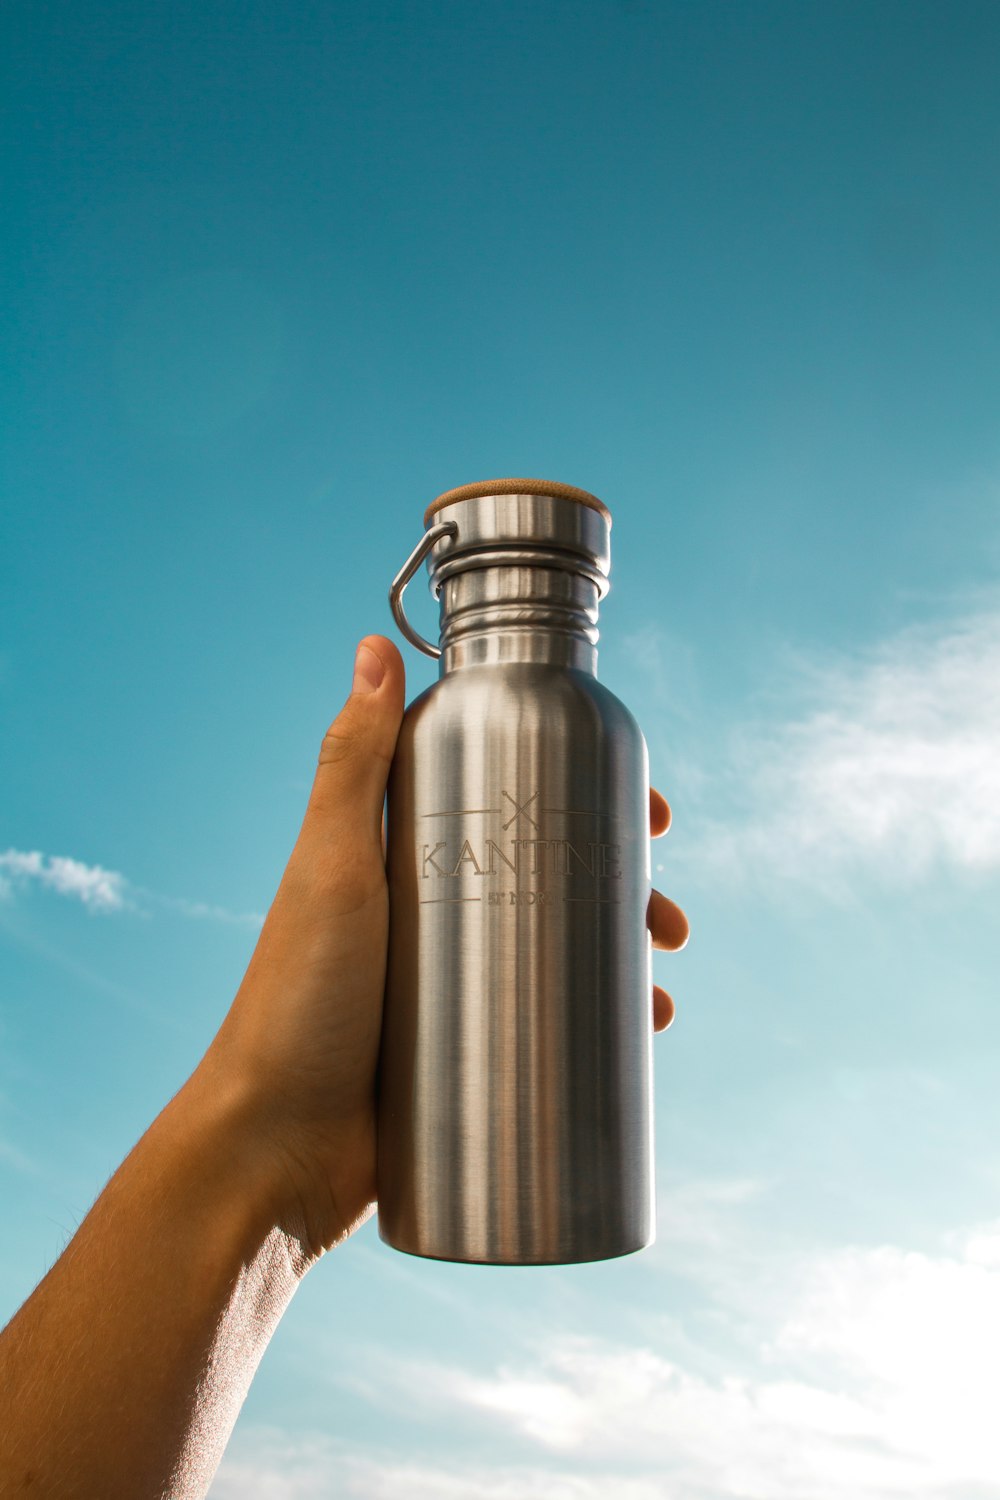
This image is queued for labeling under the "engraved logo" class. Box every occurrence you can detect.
[418,788,622,908]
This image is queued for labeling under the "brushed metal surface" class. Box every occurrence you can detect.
[377,489,653,1265]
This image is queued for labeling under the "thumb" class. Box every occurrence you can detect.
[306,635,406,829]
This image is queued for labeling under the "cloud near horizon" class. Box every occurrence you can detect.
[213,1211,1000,1500]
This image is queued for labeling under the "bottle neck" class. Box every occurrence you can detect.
[437,564,600,675]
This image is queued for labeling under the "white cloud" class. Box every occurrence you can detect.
[214,1250,1000,1500]
[691,605,1000,885]
[0,849,128,911]
[0,847,262,925]
[772,1236,1000,1479]
[289,1201,1000,1500]
[209,1176,1000,1499]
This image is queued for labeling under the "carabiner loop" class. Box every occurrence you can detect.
[388,520,459,658]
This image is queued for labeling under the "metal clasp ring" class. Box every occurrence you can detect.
[388,520,458,659]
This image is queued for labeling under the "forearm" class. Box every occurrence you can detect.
[0,1058,314,1500]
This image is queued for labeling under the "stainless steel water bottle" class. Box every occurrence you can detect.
[377,478,653,1265]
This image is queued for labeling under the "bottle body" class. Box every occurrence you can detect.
[377,660,653,1265]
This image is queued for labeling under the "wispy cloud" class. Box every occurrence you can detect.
[217,1207,1000,1500]
[678,604,1000,886]
[136,890,265,926]
[0,848,263,926]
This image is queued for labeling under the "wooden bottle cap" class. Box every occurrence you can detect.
[424,478,612,528]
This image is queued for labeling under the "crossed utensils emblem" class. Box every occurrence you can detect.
[501,789,539,832]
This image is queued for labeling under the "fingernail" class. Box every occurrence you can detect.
[352,642,385,695]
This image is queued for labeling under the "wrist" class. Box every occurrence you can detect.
[165,1054,320,1279]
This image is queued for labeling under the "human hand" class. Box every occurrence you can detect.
[200,635,689,1259]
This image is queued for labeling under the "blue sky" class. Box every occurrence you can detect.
[3,2,1000,1495]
